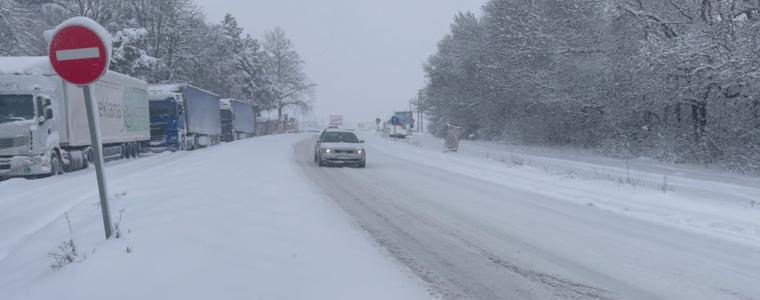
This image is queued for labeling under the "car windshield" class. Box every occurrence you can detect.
[0,94,34,123]
[321,132,358,143]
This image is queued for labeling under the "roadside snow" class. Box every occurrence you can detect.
[0,134,433,300]
[365,133,760,248]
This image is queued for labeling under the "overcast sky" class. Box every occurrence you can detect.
[194,0,486,124]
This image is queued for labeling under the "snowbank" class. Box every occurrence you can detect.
[0,134,432,300]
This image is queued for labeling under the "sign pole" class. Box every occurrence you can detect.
[83,85,113,239]
[48,17,115,240]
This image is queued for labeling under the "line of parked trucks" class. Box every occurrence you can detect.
[0,56,257,179]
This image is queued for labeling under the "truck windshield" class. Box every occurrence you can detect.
[0,94,34,123]
[220,110,233,122]
[149,100,176,118]
[321,132,359,143]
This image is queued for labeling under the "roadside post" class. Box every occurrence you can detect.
[375,118,381,132]
[444,124,461,152]
[48,17,114,239]
[391,115,400,138]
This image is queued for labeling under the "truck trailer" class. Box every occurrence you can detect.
[148,83,222,151]
[219,98,256,142]
[0,56,150,178]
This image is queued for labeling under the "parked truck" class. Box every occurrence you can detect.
[148,83,222,151]
[219,98,256,142]
[0,56,150,178]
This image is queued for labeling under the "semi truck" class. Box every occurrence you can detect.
[148,83,222,151]
[219,98,256,142]
[329,115,344,128]
[0,56,150,178]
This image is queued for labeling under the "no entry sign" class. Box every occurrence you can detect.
[48,17,111,86]
[47,17,114,239]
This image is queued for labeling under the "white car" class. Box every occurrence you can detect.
[314,129,366,168]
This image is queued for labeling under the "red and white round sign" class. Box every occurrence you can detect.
[48,17,111,86]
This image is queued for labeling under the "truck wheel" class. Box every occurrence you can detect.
[82,153,89,169]
[50,153,64,176]
[126,143,134,159]
[85,147,94,164]
[134,143,142,158]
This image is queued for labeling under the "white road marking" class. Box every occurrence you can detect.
[55,47,100,61]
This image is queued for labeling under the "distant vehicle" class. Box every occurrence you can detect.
[328,115,343,127]
[394,111,414,126]
[219,99,256,142]
[148,83,222,151]
[314,128,366,168]
[0,56,149,178]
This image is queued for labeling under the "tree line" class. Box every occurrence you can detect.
[0,0,314,122]
[420,0,760,174]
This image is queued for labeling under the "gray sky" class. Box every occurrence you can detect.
[194,0,485,124]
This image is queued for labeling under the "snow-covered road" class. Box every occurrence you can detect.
[2,132,759,300]
[0,134,433,300]
[296,134,760,300]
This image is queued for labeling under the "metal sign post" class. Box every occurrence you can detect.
[83,85,113,238]
[48,17,114,239]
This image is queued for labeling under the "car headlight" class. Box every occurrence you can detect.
[323,148,332,153]
[357,149,365,154]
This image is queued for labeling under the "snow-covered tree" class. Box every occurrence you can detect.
[262,27,315,123]
[421,0,760,173]
[0,0,46,56]
[1,0,316,129]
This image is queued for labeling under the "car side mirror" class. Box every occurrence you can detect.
[45,107,53,120]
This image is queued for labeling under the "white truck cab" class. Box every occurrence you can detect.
[0,57,150,179]
[0,67,63,177]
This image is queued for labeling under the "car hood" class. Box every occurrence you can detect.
[320,142,362,150]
